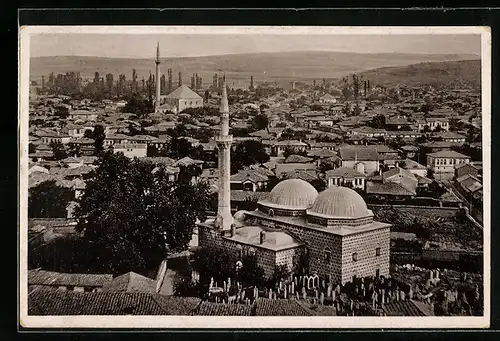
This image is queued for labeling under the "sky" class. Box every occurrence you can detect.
[30,33,481,59]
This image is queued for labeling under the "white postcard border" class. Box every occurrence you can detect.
[19,25,491,329]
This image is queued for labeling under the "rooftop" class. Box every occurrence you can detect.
[28,269,113,288]
[427,150,471,159]
[165,85,203,100]
[245,210,390,237]
[28,288,201,315]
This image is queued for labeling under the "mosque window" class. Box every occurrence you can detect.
[236,244,243,259]
[248,247,256,256]
[268,209,274,217]
[376,247,381,257]
[352,252,358,262]
[324,247,332,263]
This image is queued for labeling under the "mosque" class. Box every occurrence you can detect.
[198,78,391,286]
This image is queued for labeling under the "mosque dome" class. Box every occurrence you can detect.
[260,179,318,209]
[233,210,249,227]
[308,186,372,219]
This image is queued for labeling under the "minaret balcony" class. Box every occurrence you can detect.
[215,135,233,146]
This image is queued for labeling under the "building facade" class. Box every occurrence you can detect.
[197,76,391,286]
[427,150,471,174]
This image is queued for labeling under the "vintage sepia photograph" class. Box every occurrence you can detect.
[19,26,490,329]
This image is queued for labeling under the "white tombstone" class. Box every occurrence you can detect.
[291,282,295,295]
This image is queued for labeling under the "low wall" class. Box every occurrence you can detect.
[368,204,460,218]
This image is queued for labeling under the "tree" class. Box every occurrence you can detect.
[369,114,386,129]
[73,151,210,276]
[29,180,73,218]
[310,178,326,192]
[449,118,460,131]
[232,140,270,169]
[421,95,434,113]
[268,264,291,288]
[252,114,269,130]
[191,246,238,290]
[67,143,82,157]
[122,93,153,118]
[352,103,362,116]
[239,254,265,287]
[54,106,69,119]
[92,125,106,156]
[342,102,351,116]
[50,141,67,160]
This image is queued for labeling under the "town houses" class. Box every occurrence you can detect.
[27,41,484,318]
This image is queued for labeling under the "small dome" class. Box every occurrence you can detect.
[261,179,318,209]
[309,186,371,219]
[233,210,248,221]
[233,210,249,227]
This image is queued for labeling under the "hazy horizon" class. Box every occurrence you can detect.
[30,34,482,59]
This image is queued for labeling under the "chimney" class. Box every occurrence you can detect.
[260,230,266,244]
[231,224,236,237]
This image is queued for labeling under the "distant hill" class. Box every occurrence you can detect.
[30,51,479,88]
[357,59,481,87]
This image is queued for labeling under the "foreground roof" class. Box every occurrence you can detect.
[28,269,113,288]
[28,288,201,315]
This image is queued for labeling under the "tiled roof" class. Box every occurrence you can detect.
[400,145,419,152]
[339,147,379,161]
[371,144,397,154]
[403,159,426,170]
[193,302,254,316]
[28,288,201,315]
[254,298,313,316]
[366,181,416,196]
[231,170,269,183]
[165,85,203,100]
[173,156,204,167]
[440,190,462,203]
[307,149,338,158]
[28,269,113,288]
[427,150,470,159]
[415,174,433,185]
[103,272,156,294]
[275,163,317,177]
[382,167,417,181]
[421,141,461,149]
[274,140,307,147]
[229,190,270,202]
[128,135,158,142]
[382,299,433,316]
[284,154,314,164]
[284,169,318,182]
[141,157,176,166]
[326,167,365,178]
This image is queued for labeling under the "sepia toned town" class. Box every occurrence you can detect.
[25,32,484,318]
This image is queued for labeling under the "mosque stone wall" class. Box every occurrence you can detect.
[247,215,344,284]
[198,224,283,278]
[341,227,391,284]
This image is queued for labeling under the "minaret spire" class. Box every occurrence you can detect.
[154,42,161,112]
[214,77,233,233]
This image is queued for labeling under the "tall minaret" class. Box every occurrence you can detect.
[214,78,233,232]
[154,42,161,112]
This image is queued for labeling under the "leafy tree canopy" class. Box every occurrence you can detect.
[29,180,73,218]
[73,151,210,275]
